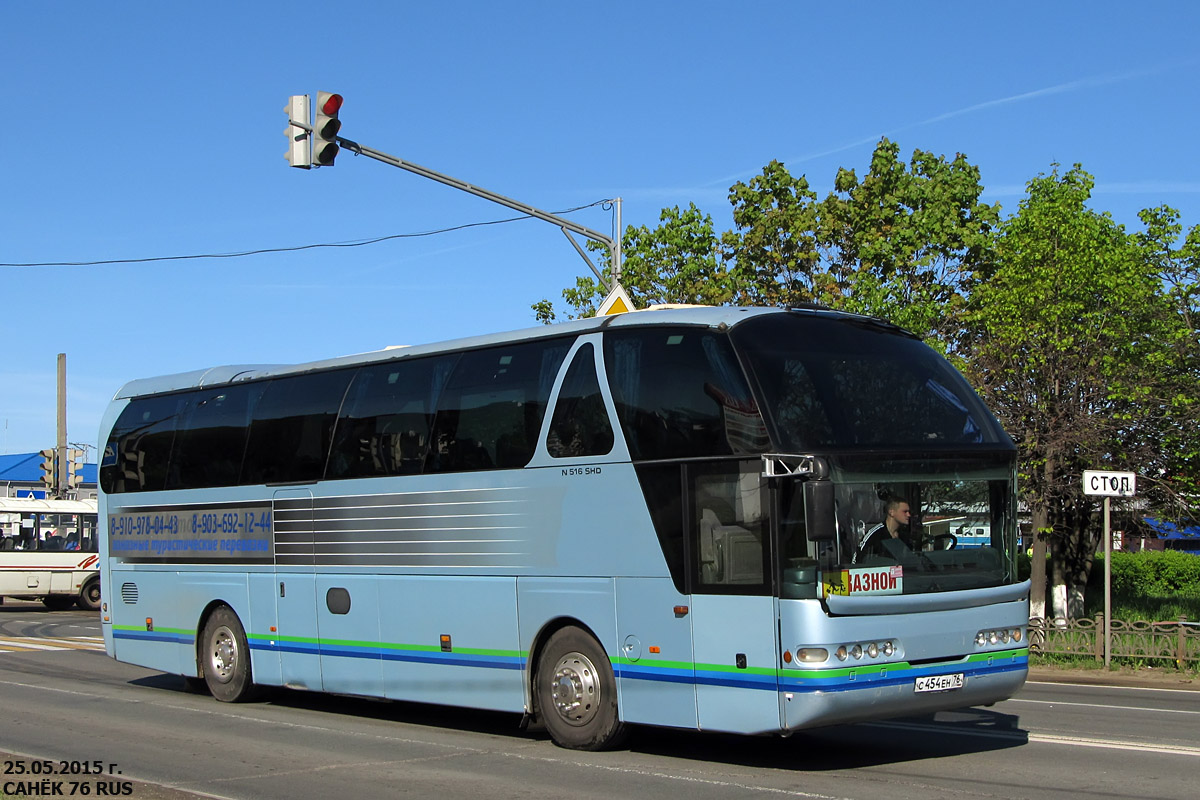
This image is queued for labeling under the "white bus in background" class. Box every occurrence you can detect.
[0,496,101,610]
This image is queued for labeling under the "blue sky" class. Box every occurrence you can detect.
[3,1,1199,456]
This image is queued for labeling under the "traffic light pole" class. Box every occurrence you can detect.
[286,98,624,291]
[341,135,622,291]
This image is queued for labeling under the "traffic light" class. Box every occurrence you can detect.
[39,449,56,492]
[285,94,312,169]
[66,448,85,490]
[312,91,343,166]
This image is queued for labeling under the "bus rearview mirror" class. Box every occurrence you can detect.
[804,480,835,542]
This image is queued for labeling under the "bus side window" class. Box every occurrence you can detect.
[101,394,187,494]
[328,356,456,479]
[633,463,686,593]
[689,460,770,594]
[169,383,265,490]
[426,340,569,473]
[241,370,354,485]
[604,329,766,461]
[546,343,614,459]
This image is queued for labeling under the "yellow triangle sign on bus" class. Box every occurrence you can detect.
[597,283,635,316]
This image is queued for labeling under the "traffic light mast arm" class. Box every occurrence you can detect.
[336,135,622,289]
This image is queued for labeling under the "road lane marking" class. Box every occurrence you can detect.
[0,635,105,653]
[1007,697,1200,716]
[870,719,1200,757]
[1027,732,1200,757]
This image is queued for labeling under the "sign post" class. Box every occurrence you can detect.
[1082,470,1137,668]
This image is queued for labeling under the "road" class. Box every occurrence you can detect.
[1,601,1197,800]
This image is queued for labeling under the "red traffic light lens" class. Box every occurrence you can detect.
[321,93,343,115]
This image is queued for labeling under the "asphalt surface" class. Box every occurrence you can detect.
[2,664,1195,800]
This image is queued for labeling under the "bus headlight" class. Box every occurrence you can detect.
[795,647,829,663]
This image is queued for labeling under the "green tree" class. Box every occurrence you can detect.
[813,139,1000,351]
[965,165,1198,619]
[1129,205,1200,512]
[537,139,999,344]
[721,160,825,307]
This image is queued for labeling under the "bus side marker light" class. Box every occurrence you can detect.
[145,618,153,632]
[440,634,452,652]
[783,650,793,664]
[673,606,689,617]
[270,626,277,633]
[648,646,660,654]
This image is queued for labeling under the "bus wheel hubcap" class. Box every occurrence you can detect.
[210,626,237,682]
[550,651,600,726]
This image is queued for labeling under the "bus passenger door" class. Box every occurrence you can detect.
[273,489,321,691]
[689,462,781,734]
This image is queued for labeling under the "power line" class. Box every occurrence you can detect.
[0,200,615,268]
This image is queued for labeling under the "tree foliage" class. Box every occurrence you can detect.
[721,160,824,306]
[962,165,1200,616]
[538,139,999,351]
[808,140,1000,349]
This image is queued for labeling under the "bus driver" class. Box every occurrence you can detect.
[854,496,914,563]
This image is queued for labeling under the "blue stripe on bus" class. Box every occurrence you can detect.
[113,630,194,646]
[246,638,524,671]
[112,628,1026,694]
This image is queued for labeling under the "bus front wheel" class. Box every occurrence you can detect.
[200,607,259,703]
[535,627,627,750]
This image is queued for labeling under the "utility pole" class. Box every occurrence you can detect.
[56,353,67,500]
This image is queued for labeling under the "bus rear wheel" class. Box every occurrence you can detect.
[200,607,259,703]
[535,627,627,750]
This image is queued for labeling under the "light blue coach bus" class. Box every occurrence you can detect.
[98,306,1029,750]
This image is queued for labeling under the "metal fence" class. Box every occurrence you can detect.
[1028,615,1200,667]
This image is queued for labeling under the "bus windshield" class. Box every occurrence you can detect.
[777,454,1018,599]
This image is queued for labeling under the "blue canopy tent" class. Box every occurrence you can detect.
[1145,517,1200,553]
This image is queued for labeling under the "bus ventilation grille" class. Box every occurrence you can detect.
[120,583,139,604]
